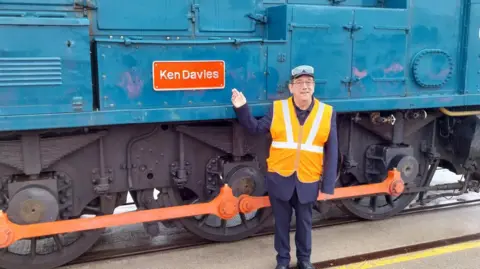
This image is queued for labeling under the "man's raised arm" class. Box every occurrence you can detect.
[231,88,272,135]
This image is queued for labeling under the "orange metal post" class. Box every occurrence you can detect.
[0,169,403,248]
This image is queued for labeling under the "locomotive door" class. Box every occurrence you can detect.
[349,8,409,98]
[289,6,353,100]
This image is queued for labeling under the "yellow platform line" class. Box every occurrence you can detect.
[332,239,480,269]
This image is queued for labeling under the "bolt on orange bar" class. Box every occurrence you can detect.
[0,169,403,249]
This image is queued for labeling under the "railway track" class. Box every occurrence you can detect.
[65,197,480,267]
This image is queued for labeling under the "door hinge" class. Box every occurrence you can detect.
[74,0,97,9]
[343,22,363,32]
[247,13,267,24]
[188,4,199,23]
[341,76,360,85]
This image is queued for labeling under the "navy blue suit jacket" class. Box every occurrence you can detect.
[234,99,338,204]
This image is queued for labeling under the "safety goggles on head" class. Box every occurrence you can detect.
[291,65,314,79]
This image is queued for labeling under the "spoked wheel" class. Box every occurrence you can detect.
[0,195,116,269]
[337,171,422,220]
[162,163,273,242]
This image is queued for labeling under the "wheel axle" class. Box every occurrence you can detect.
[0,169,404,248]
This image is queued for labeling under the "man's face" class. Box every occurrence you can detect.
[289,75,315,102]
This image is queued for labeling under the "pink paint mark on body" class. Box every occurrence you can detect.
[118,71,144,98]
[352,67,367,79]
[384,63,404,73]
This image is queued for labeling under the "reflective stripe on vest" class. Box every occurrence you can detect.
[270,99,325,153]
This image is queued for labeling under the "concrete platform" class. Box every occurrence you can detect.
[62,203,480,269]
[339,239,480,269]
[374,247,480,269]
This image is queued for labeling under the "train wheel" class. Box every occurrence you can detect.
[162,162,273,242]
[0,195,117,269]
[337,171,422,220]
[0,159,119,269]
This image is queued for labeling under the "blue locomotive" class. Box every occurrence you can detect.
[0,0,479,268]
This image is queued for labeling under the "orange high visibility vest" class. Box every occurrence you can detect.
[266,97,333,183]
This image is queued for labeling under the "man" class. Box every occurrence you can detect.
[231,65,338,269]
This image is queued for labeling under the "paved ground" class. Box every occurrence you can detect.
[341,240,480,269]
[62,203,480,269]
[377,247,480,269]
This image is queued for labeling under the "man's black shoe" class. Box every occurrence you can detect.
[275,264,288,269]
[297,261,314,269]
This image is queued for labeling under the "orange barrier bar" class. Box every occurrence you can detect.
[0,169,403,248]
[239,169,404,214]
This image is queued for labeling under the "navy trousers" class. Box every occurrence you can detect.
[269,187,314,266]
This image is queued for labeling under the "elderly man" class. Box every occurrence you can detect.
[231,65,338,269]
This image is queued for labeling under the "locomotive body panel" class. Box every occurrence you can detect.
[406,0,462,97]
[95,0,193,33]
[288,5,354,99]
[465,0,480,103]
[0,0,475,131]
[0,14,93,116]
[94,41,267,110]
[348,7,408,98]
